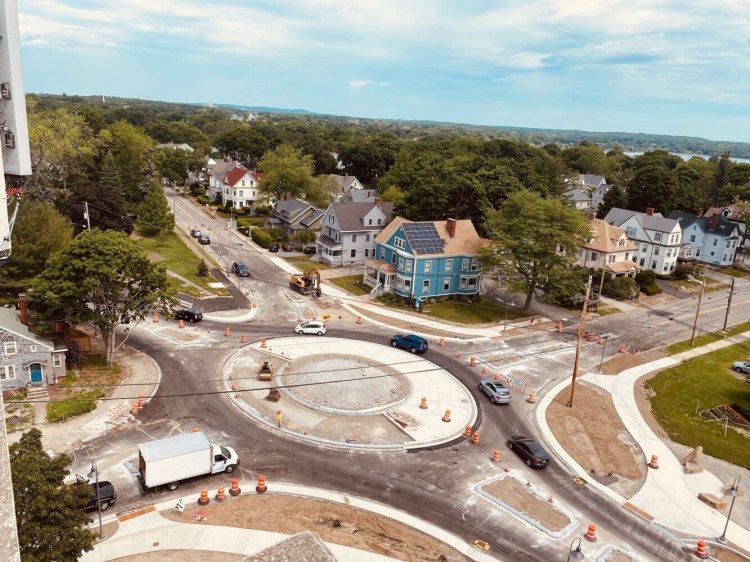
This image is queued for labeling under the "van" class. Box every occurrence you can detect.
[232,261,250,277]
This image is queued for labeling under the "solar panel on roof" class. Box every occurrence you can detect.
[402,222,445,254]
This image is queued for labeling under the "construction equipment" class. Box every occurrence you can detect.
[290,269,322,297]
[258,361,274,381]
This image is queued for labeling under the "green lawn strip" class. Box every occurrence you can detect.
[48,356,121,423]
[595,306,621,317]
[717,266,750,278]
[327,275,371,296]
[283,256,330,273]
[645,347,750,468]
[667,323,750,355]
[135,232,226,294]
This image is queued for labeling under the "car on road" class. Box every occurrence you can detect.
[174,307,203,323]
[198,235,211,245]
[732,361,750,374]
[190,229,202,238]
[283,243,294,252]
[507,435,550,468]
[294,320,326,335]
[73,476,118,512]
[390,334,428,354]
[302,246,317,254]
[232,261,250,277]
[478,379,511,404]
[269,243,280,252]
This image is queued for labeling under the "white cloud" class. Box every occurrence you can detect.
[348,80,390,90]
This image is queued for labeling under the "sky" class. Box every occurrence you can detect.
[17,0,750,142]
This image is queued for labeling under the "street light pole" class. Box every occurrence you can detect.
[567,537,585,561]
[87,460,106,541]
[568,276,592,408]
[598,334,608,372]
[690,266,709,346]
[718,475,741,544]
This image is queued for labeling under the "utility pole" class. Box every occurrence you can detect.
[226,208,234,270]
[568,276,592,408]
[83,201,91,230]
[723,277,735,331]
[690,266,709,346]
[595,260,607,312]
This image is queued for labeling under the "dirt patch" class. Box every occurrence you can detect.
[114,551,239,561]
[481,477,570,532]
[347,305,453,338]
[546,382,645,498]
[602,548,638,561]
[598,348,667,375]
[158,494,470,562]
[714,545,750,562]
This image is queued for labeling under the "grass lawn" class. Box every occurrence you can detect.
[284,256,330,273]
[422,296,531,325]
[134,231,228,295]
[667,322,750,354]
[47,355,122,423]
[328,275,371,296]
[717,266,750,277]
[645,345,750,468]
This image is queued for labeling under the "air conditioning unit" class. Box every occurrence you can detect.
[4,129,15,148]
[0,82,10,99]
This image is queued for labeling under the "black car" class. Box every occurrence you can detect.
[507,436,550,468]
[74,476,117,512]
[283,243,294,252]
[174,307,203,322]
[302,246,317,255]
[268,243,280,252]
[198,235,211,245]
[232,261,250,277]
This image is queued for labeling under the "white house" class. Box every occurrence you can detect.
[564,187,591,211]
[155,142,194,152]
[317,200,394,266]
[220,166,263,209]
[330,174,364,202]
[669,211,744,267]
[577,219,639,278]
[604,208,682,274]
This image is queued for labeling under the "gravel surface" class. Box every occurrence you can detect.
[481,477,571,533]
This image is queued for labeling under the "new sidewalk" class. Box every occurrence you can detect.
[536,334,750,550]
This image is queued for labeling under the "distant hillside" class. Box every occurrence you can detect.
[209,103,312,115]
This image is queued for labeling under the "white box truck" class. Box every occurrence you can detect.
[137,431,240,492]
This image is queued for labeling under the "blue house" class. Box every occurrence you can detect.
[364,217,486,300]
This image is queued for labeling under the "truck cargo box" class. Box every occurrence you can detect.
[138,432,212,489]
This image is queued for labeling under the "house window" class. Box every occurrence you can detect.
[443,278,451,290]
[654,232,662,242]
[329,213,334,222]
[713,239,718,246]
[459,277,478,290]
[405,260,412,273]
[641,243,648,252]
[394,237,405,249]
[422,280,430,294]
[445,259,453,272]
[654,247,659,256]
[696,249,701,257]
[425,261,432,273]
[398,258,404,269]
[391,253,396,264]
[639,258,645,266]
[471,260,478,271]
[461,259,469,271]
[590,252,598,262]
[0,365,15,381]
[352,234,357,243]
[404,279,411,290]
[380,249,385,259]
[4,342,17,356]
[378,219,382,225]
[30,345,37,352]
[366,234,370,242]
[365,249,369,257]
[690,235,695,242]
[368,219,372,225]
[651,260,657,269]
[608,255,616,263]
[239,190,244,196]
[726,240,731,248]
[627,226,636,237]
[53,354,63,368]
[351,249,356,258]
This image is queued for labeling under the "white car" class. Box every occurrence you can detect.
[294,321,326,336]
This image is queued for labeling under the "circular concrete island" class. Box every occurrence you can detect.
[226,337,475,449]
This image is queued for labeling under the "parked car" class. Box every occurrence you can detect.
[302,246,317,255]
[478,379,511,404]
[232,261,250,277]
[198,235,211,245]
[294,320,327,335]
[732,361,750,374]
[190,229,202,238]
[390,334,428,354]
[73,476,117,512]
[283,243,294,252]
[507,436,550,468]
[269,243,280,252]
[174,307,203,323]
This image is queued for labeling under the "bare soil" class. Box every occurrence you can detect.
[114,551,238,561]
[481,477,570,532]
[151,494,472,562]
[546,382,646,498]
[597,348,667,375]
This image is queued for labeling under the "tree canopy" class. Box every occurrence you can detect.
[28,229,174,366]
[137,185,175,236]
[10,428,94,562]
[481,191,592,311]
[257,144,315,201]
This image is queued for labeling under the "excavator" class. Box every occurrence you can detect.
[289,269,322,297]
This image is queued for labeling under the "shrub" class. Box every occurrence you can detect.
[196,195,210,205]
[603,276,638,300]
[234,207,246,216]
[376,292,405,307]
[47,389,104,423]
[197,259,209,277]
[268,227,284,242]
[64,338,86,369]
[636,270,656,286]
[671,264,693,280]
[251,228,271,248]
[642,283,662,296]
[255,205,272,216]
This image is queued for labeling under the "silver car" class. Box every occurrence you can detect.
[294,320,326,336]
[478,379,511,404]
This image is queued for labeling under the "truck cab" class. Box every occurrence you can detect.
[211,444,239,474]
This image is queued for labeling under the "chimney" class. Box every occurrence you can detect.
[446,218,457,239]
[709,213,719,231]
[374,197,381,205]
[646,207,654,216]
[18,293,27,325]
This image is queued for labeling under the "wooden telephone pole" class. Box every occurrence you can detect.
[568,276,592,408]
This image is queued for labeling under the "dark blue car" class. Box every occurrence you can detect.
[390,334,428,354]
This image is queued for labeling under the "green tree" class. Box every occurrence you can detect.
[481,191,592,311]
[674,158,713,213]
[340,132,401,184]
[627,165,679,214]
[10,428,95,562]
[258,144,315,201]
[137,186,175,236]
[378,185,404,204]
[712,151,733,205]
[596,185,628,218]
[99,121,155,206]
[154,148,188,186]
[0,201,73,286]
[28,229,174,367]
[214,126,270,167]
[305,175,339,207]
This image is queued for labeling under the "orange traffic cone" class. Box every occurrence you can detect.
[470,356,477,367]
[198,489,209,506]
[648,455,659,469]
[491,449,501,463]
[442,409,451,422]
[619,344,626,353]
[215,487,226,502]
[584,523,597,542]
[463,425,472,438]
[419,397,428,409]
[527,391,536,403]
[225,327,230,337]
[439,338,445,347]
[241,334,247,343]
[471,431,480,445]
[178,319,184,329]
[356,315,363,324]
[256,475,267,493]
[261,339,267,348]
[229,478,241,496]
[695,540,707,559]
[153,312,159,323]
